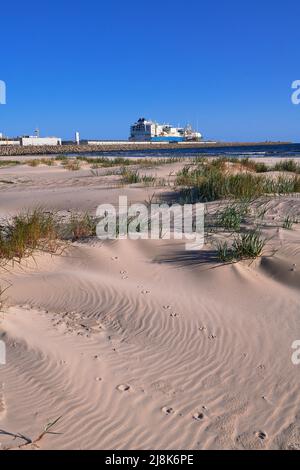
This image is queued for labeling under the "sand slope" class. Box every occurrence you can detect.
[0,161,300,450]
[0,232,300,449]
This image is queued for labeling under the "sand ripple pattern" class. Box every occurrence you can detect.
[1,236,300,449]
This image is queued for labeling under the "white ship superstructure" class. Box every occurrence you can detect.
[129,118,202,142]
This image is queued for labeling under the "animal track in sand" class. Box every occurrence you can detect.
[193,412,205,421]
[162,406,174,415]
[141,290,150,295]
[208,334,217,340]
[0,391,6,418]
[117,384,131,392]
[256,431,267,441]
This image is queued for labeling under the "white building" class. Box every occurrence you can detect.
[0,139,20,146]
[20,136,62,146]
[0,133,20,145]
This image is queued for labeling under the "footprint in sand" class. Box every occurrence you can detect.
[117,384,131,392]
[111,256,118,261]
[162,406,174,415]
[141,290,150,295]
[163,305,171,310]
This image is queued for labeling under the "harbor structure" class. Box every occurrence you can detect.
[20,136,62,146]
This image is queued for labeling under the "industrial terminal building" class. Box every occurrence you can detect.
[20,136,62,146]
[0,133,62,146]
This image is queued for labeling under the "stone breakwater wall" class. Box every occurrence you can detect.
[0,142,290,157]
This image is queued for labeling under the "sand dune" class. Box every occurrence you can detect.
[1,160,300,450]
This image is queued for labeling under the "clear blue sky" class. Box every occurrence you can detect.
[1,0,299,142]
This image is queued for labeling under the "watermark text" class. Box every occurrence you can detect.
[0,80,6,105]
[291,80,300,105]
[96,196,204,251]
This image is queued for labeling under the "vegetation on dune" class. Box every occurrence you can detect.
[120,168,157,185]
[282,215,294,230]
[217,204,248,232]
[27,159,41,167]
[274,159,300,173]
[41,158,55,166]
[63,213,97,241]
[232,230,266,260]
[61,159,81,171]
[0,210,101,264]
[0,160,21,168]
[175,161,300,203]
[216,230,266,262]
[192,156,300,174]
[0,210,60,262]
[76,156,182,167]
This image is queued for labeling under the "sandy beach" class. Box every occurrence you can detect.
[0,157,300,450]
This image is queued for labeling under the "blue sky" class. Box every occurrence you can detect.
[0,0,299,141]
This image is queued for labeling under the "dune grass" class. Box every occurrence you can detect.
[41,158,55,166]
[76,156,182,167]
[120,168,156,185]
[274,159,300,173]
[282,215,294,230]
[0,210,60,262]
[63,213,96,241]
[0,210,102,263]
[217,204,247,232]
[61,159,81,171]
[0,160,21,168]
[27,159,41,167]
[175,163,300,203]
[216,230,266,262]
[120,168,141,184]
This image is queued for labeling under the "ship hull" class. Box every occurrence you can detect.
[150,136,184,142]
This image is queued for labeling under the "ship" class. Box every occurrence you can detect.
[129,118,202,142]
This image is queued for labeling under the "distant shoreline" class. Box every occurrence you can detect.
[0,141,293,157]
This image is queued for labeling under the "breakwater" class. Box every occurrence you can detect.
[0,141,291,157]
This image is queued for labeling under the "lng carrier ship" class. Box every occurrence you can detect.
[129,118,202,142]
